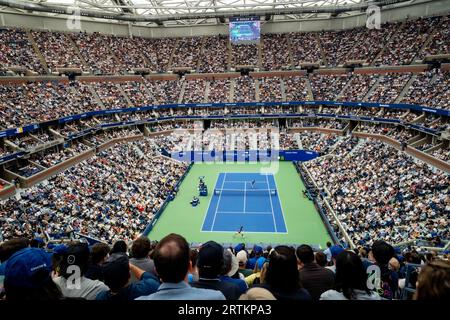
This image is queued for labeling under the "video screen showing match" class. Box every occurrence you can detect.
[229,16,261,44]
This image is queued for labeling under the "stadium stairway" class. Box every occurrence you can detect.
[26,29,49,74]
[279,78,287,102]
[305,77,314,101]
[118,83,133,106]
[286,36,295,68]
[229,78,236,102]
[178,78,187,104]
[88,84,105,109]
[66,35,91,71]
[362,76,382,100]
[203,81,211,103]
[255,78,261,102]
[395,74,417,103]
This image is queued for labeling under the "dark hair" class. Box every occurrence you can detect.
[60,243,90,278]
[371,240,394,265]
[102,253,130,292]
[414,260,450,301]
[90,243,110,265]
[265,246,299,292]
[131,237,151,259]
[315,251,327,267]
[30,239,45,248]
[0,238,29,263]
[111,240,127,254]
[326,242,332,248]
[153,233,190,283]
[5,275,63,301]
[334,250,371,299]
[190,248,198,269]
[296,245,314,264]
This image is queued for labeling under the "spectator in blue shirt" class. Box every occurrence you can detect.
[246,245,263,270]
[220,249,248,295]
[96,253,160,301]
[136,233,225,300]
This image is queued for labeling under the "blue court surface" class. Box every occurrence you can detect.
[201,173,288,233]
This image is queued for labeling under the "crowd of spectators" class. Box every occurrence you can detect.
[234,76,256,102]
[401,70,450,110]
[4,233,447,301]
[262,34,291,70]
[32,31,83,72]
[0,28,46,74]
[338,74,378,102]
[231,44,258,67]
[289,32,322,66]
[198,36,228,73]
[0,136,187,242]
[374,17,440,66]
[310,74,351,101]
[171,37,202,69]
[258,77,283,102]
[366,73,411,103]
[305,139,449,246]
[207,79,230,103]
[183,79,206,103]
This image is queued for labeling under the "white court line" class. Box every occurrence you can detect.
[266,174,278,233]
[243,181,247,213]
[211,172,226,231]
[201,230,288,234]
[223,180,266,183]
[217,211,274,215]
[200,172,218,233]
[272,173,289,234]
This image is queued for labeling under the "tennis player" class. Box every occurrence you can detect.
[235,225,244,238]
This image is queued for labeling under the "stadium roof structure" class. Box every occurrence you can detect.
[0,0,433,26]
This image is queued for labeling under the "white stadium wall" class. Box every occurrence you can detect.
[0,0,449,38]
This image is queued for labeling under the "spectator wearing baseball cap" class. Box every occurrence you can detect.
[53,243,109,300]
[136,234,225,300]
[4,247,62,300]
[246,245,263,270]
[326,245,345,273]
[245,256,266,286]
[96,252,160,301]
[191,241,241,300]
[236,250,252,277]
[220,249,248,294]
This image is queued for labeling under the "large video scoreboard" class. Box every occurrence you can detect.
[229,16,261,45]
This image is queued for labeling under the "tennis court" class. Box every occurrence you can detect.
[201,173,287,233]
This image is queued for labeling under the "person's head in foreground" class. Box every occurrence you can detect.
[153,233,191,283]
[4,247,62,301]
[197,241,224,279]
[321,250,380,300]
[239,287,276,300]
[413,260,450,301]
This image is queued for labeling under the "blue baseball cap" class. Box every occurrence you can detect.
[253,245,263,255]
[256,257,266,269]
[5,248,52,289]
[330,245,345,258]
[234,243,245,253]
[53,244,69,255]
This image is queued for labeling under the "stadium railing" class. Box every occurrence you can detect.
[142,162,193,236]
[299,162,356,249]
